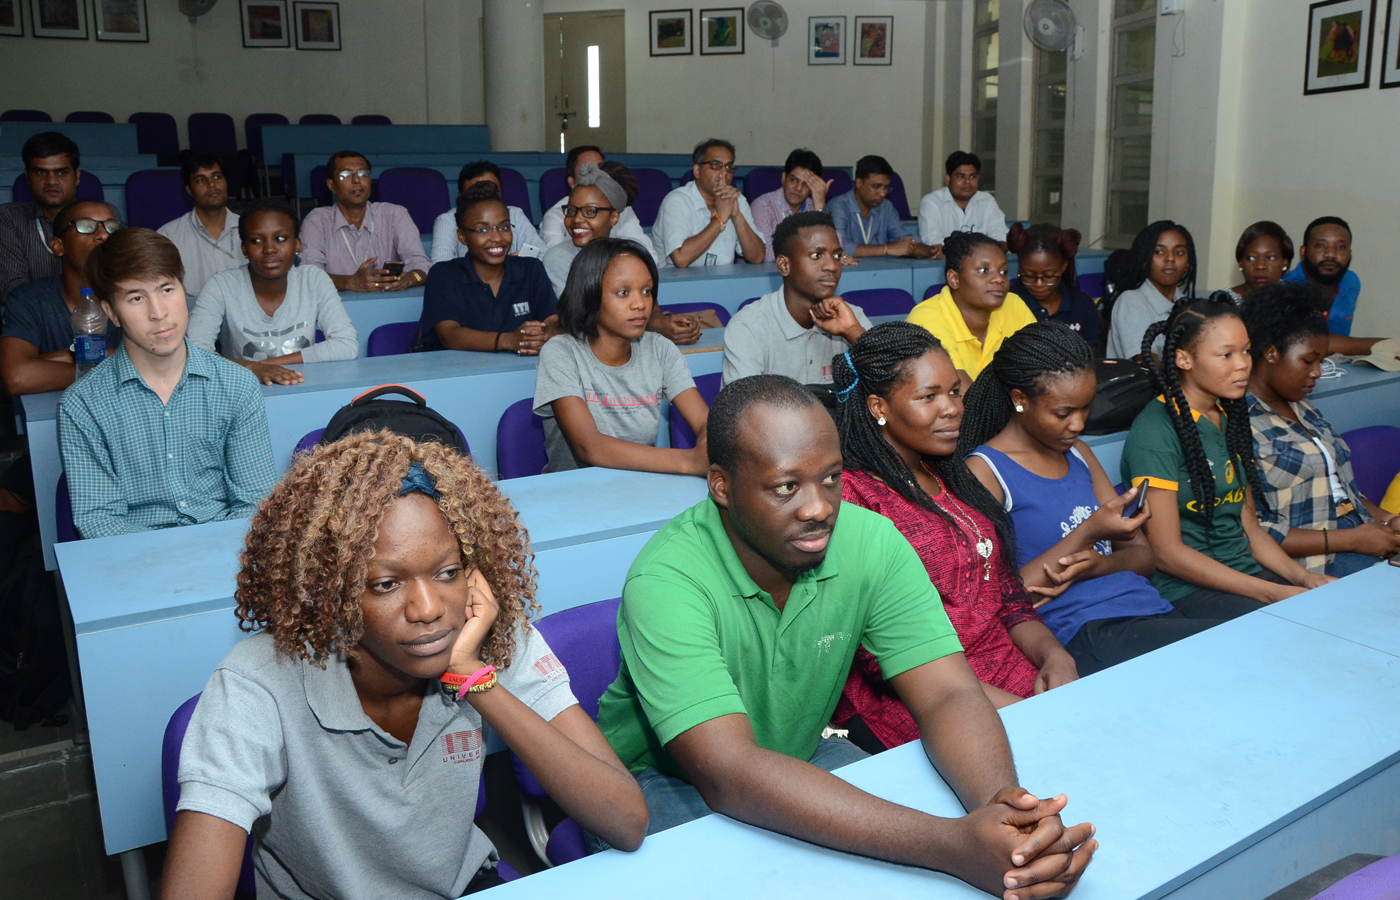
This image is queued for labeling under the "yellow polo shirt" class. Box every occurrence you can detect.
[905,286,1038,378]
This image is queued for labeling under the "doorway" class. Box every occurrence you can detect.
[543,11,627,154]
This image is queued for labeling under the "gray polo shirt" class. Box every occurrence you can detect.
[721,288,872,386]
[177,629,576,900]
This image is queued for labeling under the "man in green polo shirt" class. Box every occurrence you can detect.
[596,375,1096,898]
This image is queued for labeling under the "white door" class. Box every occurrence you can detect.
[544,11,627,153]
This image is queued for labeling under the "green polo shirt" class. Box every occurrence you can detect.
[1120,396,1262,601]
[596,497,963,779]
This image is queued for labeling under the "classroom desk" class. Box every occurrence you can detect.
[55,467,709,855]
[0,121,139,156]
[480,564,1400,900]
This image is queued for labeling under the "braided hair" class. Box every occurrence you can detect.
[1239,281,1329,362]
[833,321,1016,572]
[1113,220,1197,302]
[1007,222,1083,289]
[958,321,1096,456]
[1140,295,1263,526]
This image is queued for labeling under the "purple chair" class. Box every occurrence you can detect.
[299,114,341,125]
[843,287,916,317]
[497,168,532,220]
[827,169,853,199]
[680,170,694,186]
[742,166,782,204]
[511,597,622,865]
[1312,853,1400,899]
[162,694,257,895]
[1,109,51,122]
[128,112,180,157]
[188,113,237,155]
[378,168,450,234]
[923,282,947,300]
[1339,426,1400,505]
[367,322,419,358]
[294,428,326,455]
[736,295,762,312]
[351,114,392,125]
[1078,272,1106,300]
[538,167,569,220]
[125,169,192,229]
[495,398,548,481]
[13,171,105,205]
[670,371,721,450]
[65,111,114,123]
[56,474,79,544]
[887,172,912,220]
[660,301,730,325]
[631,168,673,228]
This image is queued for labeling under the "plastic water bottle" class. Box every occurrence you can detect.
[71,288,107,378]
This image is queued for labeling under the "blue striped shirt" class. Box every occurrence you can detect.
[57,339,277,539]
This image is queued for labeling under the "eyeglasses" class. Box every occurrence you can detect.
[565,204,615,219]
[333,169,371,181]
[63,217,122,236]
[699,159,736,173]
[464,224,513,235]
[1019,273,1062,286]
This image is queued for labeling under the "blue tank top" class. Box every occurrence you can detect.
[970,445,1173,644]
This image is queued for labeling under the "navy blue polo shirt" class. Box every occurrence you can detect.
[2,276,121,354]
[418,256,557,351]
[1013,280,1102,347]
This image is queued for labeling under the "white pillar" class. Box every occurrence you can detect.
[482,0,545,151]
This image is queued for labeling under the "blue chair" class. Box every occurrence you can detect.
[299,114,341,125]
[351,114,392,125]
[1078,272,1105,300]
[887,172,912,220]
[1,109,51,122]
[670,371,721,450]
[843,287,916,317]
[1339,426,1400,505]
[923,283,946,300]
[56,474,79,544]
[511,597,622,866]
[128,112,180,157]
[188,113,238,155]
[378,167,449,234]
[13,171,105,205]
[495,398,548,481]
[827,169,853,199]
[742,166,782,204]
[497,168,531,219]
[538,167,569,220]
[367,322,418,357]
[125,169,191,229]
[660,301,730,325]
[631,168,674,228]
[65,111,114,123]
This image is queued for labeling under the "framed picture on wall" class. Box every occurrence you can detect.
[0,0,24,36]
[650,9,692,56]
[29,0,87,38]
[700,7,743,55]
[853,15,892,65]
[242,0,289,48]
[1381,0,1400,86]
[1304,0,1376,94]
[93,0,146,42]
[808,15,844,65]
[293,0,339,50]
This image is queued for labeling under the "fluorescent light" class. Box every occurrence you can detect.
[587,45,601,128]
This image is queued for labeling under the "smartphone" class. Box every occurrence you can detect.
[1121,485,1147,519]
[384,261,405,277]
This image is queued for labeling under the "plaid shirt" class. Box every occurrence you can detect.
[57,339,277,539]
[1247,391,1371,572]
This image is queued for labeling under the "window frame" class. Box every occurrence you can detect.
[1105,4,1156,247]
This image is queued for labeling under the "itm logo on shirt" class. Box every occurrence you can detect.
[441,729,483,765]
[512,301,531,317]
[533,653,566,682]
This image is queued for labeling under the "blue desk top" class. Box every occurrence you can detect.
[0,121,138,156]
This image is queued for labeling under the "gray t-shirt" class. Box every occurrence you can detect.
[177,629,576,900]
[722,287,872,386]
[533,331,696,473]
[1105,284,1185,359]
[188,264,359,363]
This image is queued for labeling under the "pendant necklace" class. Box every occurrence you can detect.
[924,464,993,581]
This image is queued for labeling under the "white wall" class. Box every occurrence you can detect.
[0,0,485,147]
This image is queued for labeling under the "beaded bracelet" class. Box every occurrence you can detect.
[463,669,499,694]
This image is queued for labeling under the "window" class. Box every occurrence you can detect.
[1031,48,1067,224]
[971,0,999,194]
[1106,0,1155,246]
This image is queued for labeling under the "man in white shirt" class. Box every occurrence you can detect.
[157,154,244,298]
[917,151,1009,254]
[652,139,764,268]
[539,145,653,254]
[429,160,543,265]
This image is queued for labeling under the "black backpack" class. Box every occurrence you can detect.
[1084,358,1155,435]
[319,384,469,454]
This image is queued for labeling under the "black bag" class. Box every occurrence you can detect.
[0,511,72,730]
[1084,358,1155,435]
[319,384,469,454]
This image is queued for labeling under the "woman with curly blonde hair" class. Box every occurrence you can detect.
[160,431,647,900]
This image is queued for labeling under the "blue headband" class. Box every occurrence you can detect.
[397,461,439,499]
[835,351,859,403]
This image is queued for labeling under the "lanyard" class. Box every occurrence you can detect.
[340,228,363,268]
[195,212,238,260]
[856,208,874,246]
[36,217,55,255]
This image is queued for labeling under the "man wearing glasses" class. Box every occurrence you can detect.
[652,139,764,268]
[0,132,82,307]
[157,153,245,299]
[299,151,430,292]
[1,201,121,395]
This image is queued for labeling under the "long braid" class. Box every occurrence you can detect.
[834,321,1017,573]
[958,321,1096,457]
